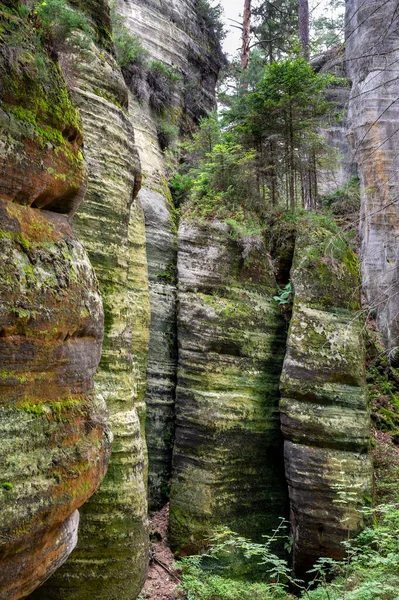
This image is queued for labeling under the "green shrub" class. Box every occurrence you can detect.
[195,0,225,41]
[176,505,399,600]
[35,0,95,50]
[169,173,194,207]
[147,60,182,113]
[157,119,179,151]
[110,3,148,68]
[320,176,360,216]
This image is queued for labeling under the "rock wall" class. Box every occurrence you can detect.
[0,4,110,598]
[346,0,399,359]
[169,220,288,554]
[117,0,223,510]
[129,95,178,511]
[312,46,357,196]
[31,4,151,599]
[280,215,373,577]
[117,0,222,128]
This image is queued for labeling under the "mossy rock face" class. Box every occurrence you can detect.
[31,23,151,600]
[169,220,288,556]
[0,8,110,599]
[280,217,373,579]
[0,200,110,600]
[0,3,85,216]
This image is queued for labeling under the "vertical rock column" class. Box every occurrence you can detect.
[32,13,151,600]
[129,95,178,511]
[280,216,373,578]
[169,220,288,554]
[116,0,224,510]
[346,0,399,357]
[0,5,110,598]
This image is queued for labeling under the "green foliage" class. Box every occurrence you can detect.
[184,142,261,221]
[147,61,182,113]
[35,0,94,48]
[1,482,13,491]
[0,2,83,154]
[273,282,292,306]
[312,0,345,51]
[169,173,194,207]
[178,523,295,600]
[195,0,225,42]
[111,5,148,69]
[157,119,179,151]
[224,56,337,210]
[320,176,360,215]
[177,504,399,600]
[252,0,299,64]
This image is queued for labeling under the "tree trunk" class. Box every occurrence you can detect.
[298,0,309,60]
[241,0,252,69]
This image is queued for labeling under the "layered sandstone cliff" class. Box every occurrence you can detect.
[117,0,223,510]
[280,215,373,577]
[169,220,288,553]
[0,4,110,598]
[346,0,399,359]
[30,3,150,599]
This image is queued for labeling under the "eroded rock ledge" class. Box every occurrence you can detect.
[31,7,151,599]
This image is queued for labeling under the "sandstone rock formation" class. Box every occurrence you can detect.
[129,95,178,511]
[117,0,223,129]
[0,5,110,598]
[346,0,399,359]
[312,46,357,196]
[280,215,373,577]
[117,0,223,510]
[169,220,288,554]
[30,4,151,599]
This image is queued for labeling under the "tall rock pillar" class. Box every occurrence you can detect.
[346,0,399,359]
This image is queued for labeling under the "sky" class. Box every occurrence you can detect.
[218,0,337,58]
[219,0,244,57]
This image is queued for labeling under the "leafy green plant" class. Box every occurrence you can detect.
[273,282,292,306]
[177,504,399,600]
[195,0,225,42]
[157,119,179,151]
[35,0,95,50]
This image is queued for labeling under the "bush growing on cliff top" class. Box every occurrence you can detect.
[35,0,95,51]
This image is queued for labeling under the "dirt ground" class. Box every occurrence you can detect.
[140,505,182,600]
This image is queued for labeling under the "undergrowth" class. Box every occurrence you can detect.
[176,504,399,600]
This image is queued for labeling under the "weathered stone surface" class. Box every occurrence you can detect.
[31,10,150,599]
[312,46,357,195]
[346,0,399,358]
[169,220,288,554]
[280,216,373,578]
[0,5,85,216]
[129,92,178,511]
[119,0,224,510]
[117,0,222,127]
[0,7,110,598]
[0,202,110,600]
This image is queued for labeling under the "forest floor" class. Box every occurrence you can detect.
[140,504,182,600]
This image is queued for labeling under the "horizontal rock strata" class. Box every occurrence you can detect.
[280,216,373,577]
[129,90,178,511]
[169,220,288,554]
[31,7,150,599]
[0,6,110,598]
